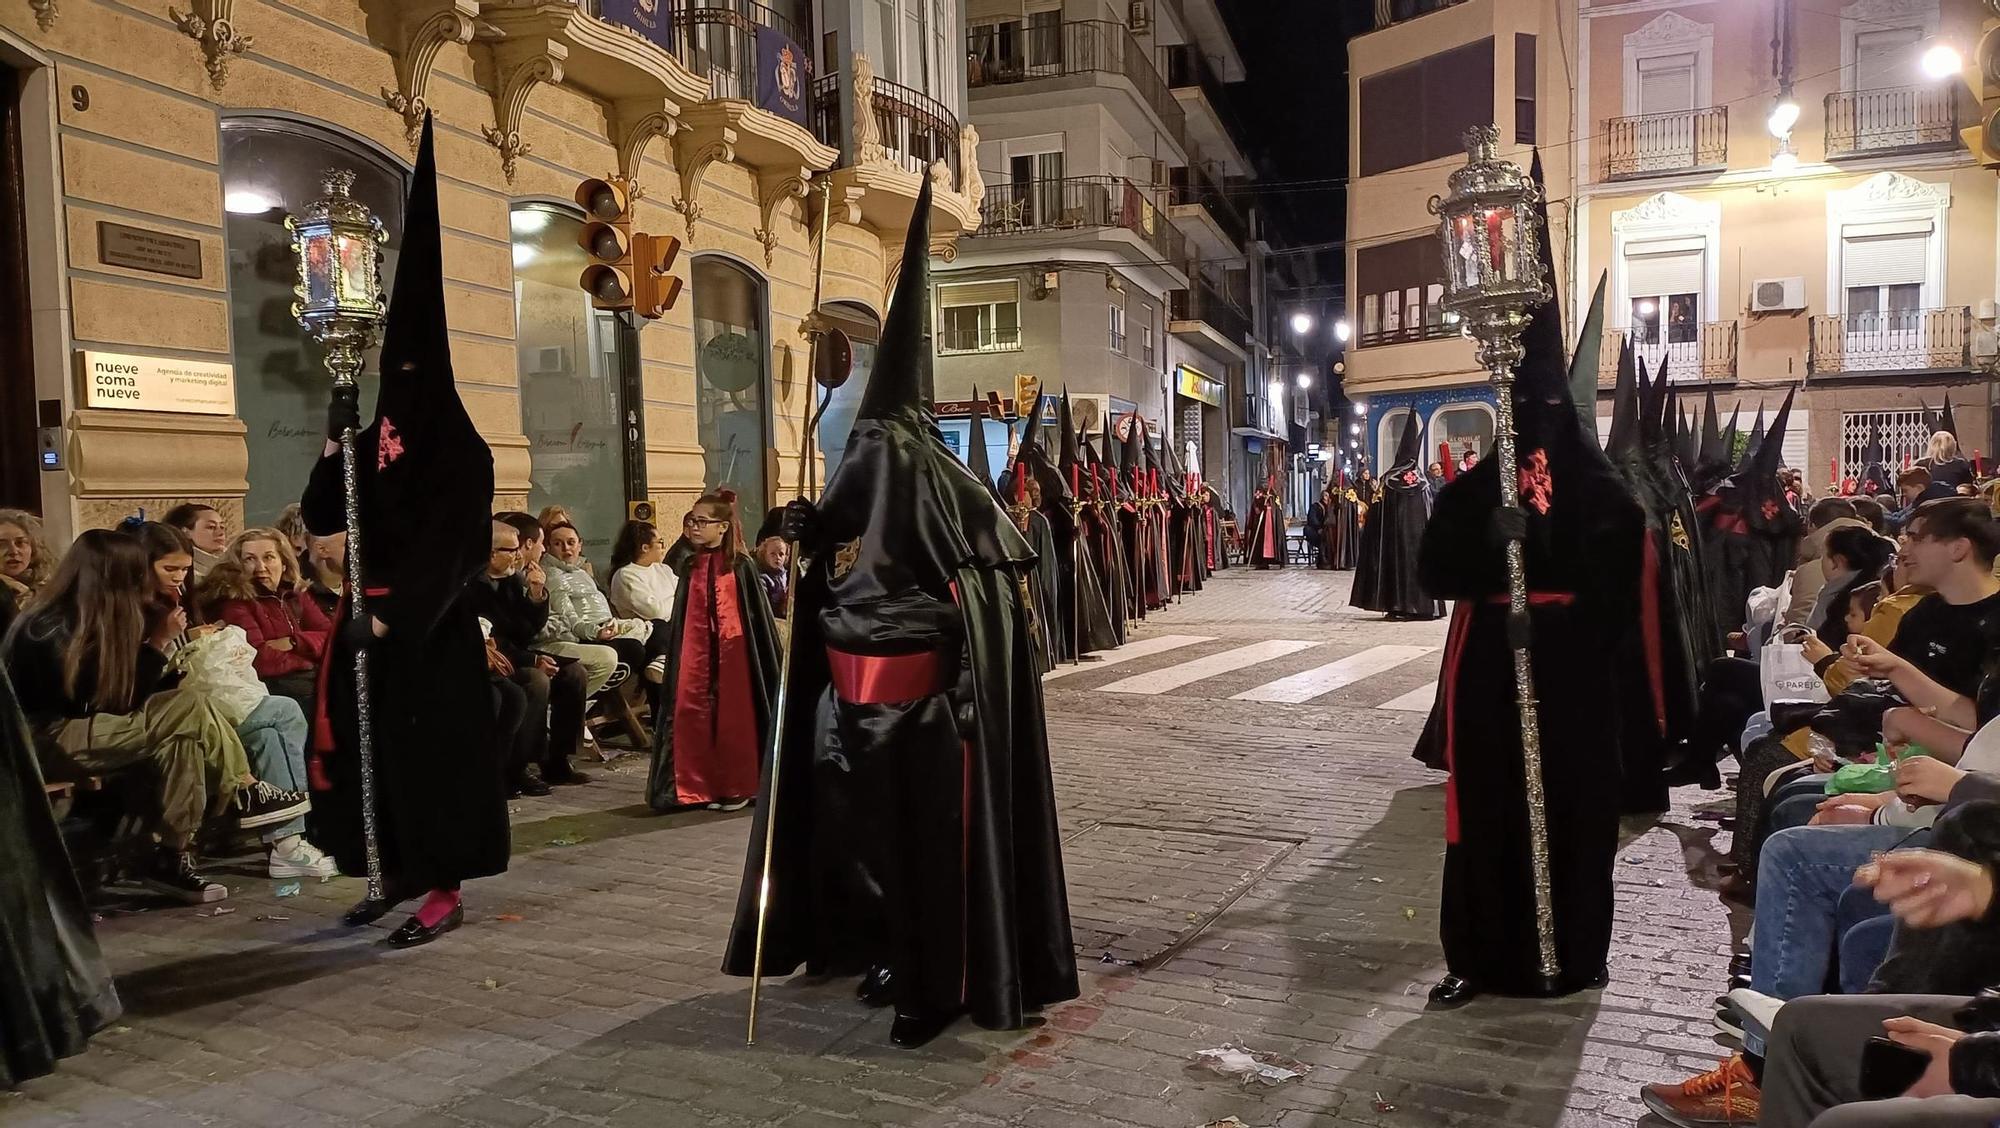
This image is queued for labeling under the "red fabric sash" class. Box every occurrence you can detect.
[1640,536,1667,734]
[825,648,951,704]
[670,552,759,805]
[308,585,390,790]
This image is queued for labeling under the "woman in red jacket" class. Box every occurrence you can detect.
[199,528,332,714]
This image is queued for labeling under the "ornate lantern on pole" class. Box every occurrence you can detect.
[1427,124,1562,989]
[287,169,388,902]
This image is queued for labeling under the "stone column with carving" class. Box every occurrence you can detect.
[853,53,885,165]
[960,122,984,212]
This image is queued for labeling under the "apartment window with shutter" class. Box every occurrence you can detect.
[1109,301,1127,354]
[1842,225,1930,325]
[1515,35,1536,144]
[1358,39,1496,175]
[938,280,1021,353]
[1625,241,1703,344]
[1141,310,1155,365]
[1637,54,1696,116]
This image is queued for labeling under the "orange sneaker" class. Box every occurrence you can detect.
[1639,1054,1761,1127]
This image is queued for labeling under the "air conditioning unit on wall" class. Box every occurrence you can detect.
[1750,276,1806,314]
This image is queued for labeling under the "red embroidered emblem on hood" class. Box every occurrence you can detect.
[1519,449,1552,514]
[377,416,405,470]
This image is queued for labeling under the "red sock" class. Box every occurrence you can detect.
[413,888,460,928]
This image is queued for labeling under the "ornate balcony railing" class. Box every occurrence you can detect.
[966,20,1186,151]
[972,174,1189,271]
[1809,307,1972,375]
[669,0,800,102]
[1601,106,1728,180]
[1372,0,1470,30]
[1597,321,1739,384]
[1170,279,1249,346]
[1825,85,1959,159]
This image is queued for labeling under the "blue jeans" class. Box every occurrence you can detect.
[1752,824,1921,1000]
[238,695,309,843]
[1838,912,1897,994]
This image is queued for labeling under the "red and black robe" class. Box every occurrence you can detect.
[647,542,780,810]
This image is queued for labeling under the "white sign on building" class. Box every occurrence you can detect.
[78,350,235,416]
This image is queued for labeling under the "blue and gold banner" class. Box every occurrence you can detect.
[755,25,812,127]
[599,0,675,54]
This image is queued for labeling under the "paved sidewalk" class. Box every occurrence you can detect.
[3,566,1739,1128]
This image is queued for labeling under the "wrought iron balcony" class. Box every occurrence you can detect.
[811,71,960,177]
[966,20,1187,151]
[1356,312,1456,350]
[1601,106,1728,180]
[1597,321,1739,384]
[670,0,800,102]
[1809,307,1972,376]
[1825,85,1959,160]
[1371,0,1470,30]
[1169,279,1250,347]
[971,174,1189,270]
[1167,164,1246,249]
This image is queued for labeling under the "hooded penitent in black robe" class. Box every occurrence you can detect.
[1601,345,1717,810]
[1418,172,1645,996]
[1121,419,1168,608]
[0,664,120,1088]
[1059,391,1125,646]
[647,533,782,811]
[1160,442,1203,594]
[1351,413,1442,619]
[721,180,1078,1039]
[1245,481,1285,569]
[1328,472,1362,570]
[1021,396,1117,661]
[301,114,506,894]
[1696,387,1803,637]
[1079,428,1131,640]
[1000,464,1061,675]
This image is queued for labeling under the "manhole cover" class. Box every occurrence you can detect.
[1062,824,1296,967]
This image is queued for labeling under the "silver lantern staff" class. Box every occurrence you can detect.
[1427,125,1560,988]
[288,169,388,904]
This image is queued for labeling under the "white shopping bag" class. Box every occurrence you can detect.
[173,624,270,725]
[1759,636,1828,711]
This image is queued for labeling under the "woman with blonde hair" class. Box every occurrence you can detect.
[1923,429,1974,491]
[0,509,54,637]
[199,527,333,712]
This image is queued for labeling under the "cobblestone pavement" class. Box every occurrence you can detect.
[4,566,1741,1128]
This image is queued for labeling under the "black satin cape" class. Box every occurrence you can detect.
[0,664,120,1088]
[646,539,782,812]
[1350,469,1441,619]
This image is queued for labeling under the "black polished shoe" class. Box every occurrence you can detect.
[889,1009,955,1048]
[1427,974,1478,1008]
[1728,949,1753,979]
[385,903,464,949]
[341,886,411,927]
[857,965,895,1008]
[544,763,592,786]
[514,766,552,797]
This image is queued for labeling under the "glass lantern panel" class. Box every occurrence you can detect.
[222,118,406,526]
[336,233,376,312]
[302,233,336,308]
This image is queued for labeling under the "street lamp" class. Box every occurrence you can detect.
[1771,137,1799,175]
[1428,123,1561,990]
[1290,311,1313,335]
[1352,402,1366,416]
[1767,86,1800,137]
[1296,373,1312,389]
[287,168,388,903]
[1922,40,1962,80]
[1266,379,1284,398]
[1333,318,1351,343]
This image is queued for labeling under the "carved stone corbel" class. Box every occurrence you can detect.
[380,1,479,151]
[169,0,253,90]
[751,169,808,268]
[480,38,566,184]
[29,0,57,31]
[851,53,884,164]
[959,122,984,212]
[612,101,682,201]
[670,129,735,242]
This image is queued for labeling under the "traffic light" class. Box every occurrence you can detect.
[632,232,683,320]
[575,176,634,311]
[1966,5,2000,167]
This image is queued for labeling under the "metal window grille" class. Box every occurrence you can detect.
[1840,409,1930,483]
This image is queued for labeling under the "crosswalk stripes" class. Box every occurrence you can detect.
[1228,644,1438,704]
[1097,639,1317,696]
[1377,681,1440,713]
[1041,633,1215,681]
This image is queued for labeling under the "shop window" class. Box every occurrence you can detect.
[1430,404,1495,467]
[221,118,405,525]
[815,300,882,477]
[1376,409,1415,472]
[693,257,772,509]
[512,203,623,572]
[939,279,1020,353]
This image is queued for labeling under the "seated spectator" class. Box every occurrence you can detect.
[1891,468,1957,532]
[608,520,679,681]
[4,530,307,903]
[544,520,668,683]
[1924,430,1976,492]
[1810,527,1898,643]
[495,513,616,697]
[1878,500,2000,701]
[752,510,790,620]
[1783,499,1865,628]
[536,506,594,578]
[274,503,312,564]
[465,520,589,794]
[1852,496,1888,535]
[162,502,229,582]
[0,508,54,639]
[302,531,345,618]
[199,528,332,714]
[133,521,333,879]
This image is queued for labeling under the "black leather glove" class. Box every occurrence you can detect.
[780,497,817,546]
[339,613,381,652]
[1490,506,1528,548]
[328,385,362,441]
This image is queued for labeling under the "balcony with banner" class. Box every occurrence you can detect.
[966,20,1189,160]
[1825,85,1959,161]
[1595,321,1739,384]
[968,174,1191,292]
[1808,307,1973,377]
[1600,107,1728,180]
[810,54,980,245]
